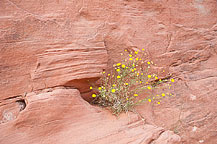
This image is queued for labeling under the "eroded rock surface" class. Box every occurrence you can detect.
[0,0,217,143]
[0,88,181,144]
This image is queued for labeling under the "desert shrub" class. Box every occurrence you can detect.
[90,49,175,115]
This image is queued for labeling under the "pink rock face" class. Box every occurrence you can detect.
[0,88,181,144]
[0,0,217,143]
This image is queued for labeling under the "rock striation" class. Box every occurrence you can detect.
[0,88,181,144]
[1,0,217,143]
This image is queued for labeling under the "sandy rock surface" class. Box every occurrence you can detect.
[0,88,181,144]
[0,0,217,143]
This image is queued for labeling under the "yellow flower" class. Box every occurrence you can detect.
[147,86,151,90]
[129,58,133,61]
[92,94,96,97]
[125,49,127,51]
[108,74,110,76]
[117,76,121,79]
[121,64,126,68]
[147,61,151,65]
[135,51,138,54]
[159,79,162,82]
[111,89,116,93]
[134,68,136,70]
[157,102,160,104]
[162,93,165,96]
[146,82,148,84]
[131,69,134,72]
[155,76,158,79]
[132,64,135,67]
[140,81,142,84]
[148,75,151,78]
[98,87,102,90]
[139,58,142,60]
[90,86,93,90]
[112,84,116,87]
[116,69,120,72]
[102,71,105,74]
[116,63,121,66]
[141,73,143,75]
[120,53,123,55]
[134,94,138,96]
[136,58,139,61]
[171,79,175,82]
[137,73,139,76]
[126,98,129,100]
[125,83,128,86]
[148,99,151,102]
[129,54,132,57]
[142,49,145,51]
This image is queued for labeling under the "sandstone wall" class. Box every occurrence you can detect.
[0,0,217,143]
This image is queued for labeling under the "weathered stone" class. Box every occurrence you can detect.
[0,0,217,143]
[0,88,180,144]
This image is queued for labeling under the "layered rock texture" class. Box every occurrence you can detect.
[0,88,180,144]
[0,0,217,143]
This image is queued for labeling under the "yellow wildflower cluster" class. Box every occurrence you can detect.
[90,49,175,115]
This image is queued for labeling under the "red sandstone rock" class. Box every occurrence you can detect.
[0,88,181,144]
[0,0,217,143]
